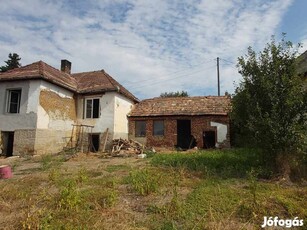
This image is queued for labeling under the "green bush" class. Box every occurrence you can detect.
[58,178,82,210]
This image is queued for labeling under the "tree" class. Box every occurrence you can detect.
[0,53,21,72]
[160,90,189,97]
[232,35,307,178]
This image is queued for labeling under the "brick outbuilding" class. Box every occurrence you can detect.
[128,96,231,150]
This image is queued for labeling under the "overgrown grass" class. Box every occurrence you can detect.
[151,148,272,178]
[1,149,306,229]
[125,168,162,195]
[40,154,65,171]
[105,164,131,173]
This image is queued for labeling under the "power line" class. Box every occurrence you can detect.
[130,64,217,90]
[220,58,236,65]
[124,58,216,86]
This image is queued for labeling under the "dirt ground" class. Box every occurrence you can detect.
[0,153,147,177]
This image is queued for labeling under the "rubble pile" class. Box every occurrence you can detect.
[111,139,144,157]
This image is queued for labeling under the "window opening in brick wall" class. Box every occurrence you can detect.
[85,98,100,118]
[135,121,146,137]
[153,120,164,136]
[7,89,21,113]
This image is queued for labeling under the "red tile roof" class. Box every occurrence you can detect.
[72,70,138,102]
[0,61,77,91]
[128,96,231,117]
[0,61,138,102]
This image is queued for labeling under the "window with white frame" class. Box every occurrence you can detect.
[85,98,100,118]
[7,89,21,113]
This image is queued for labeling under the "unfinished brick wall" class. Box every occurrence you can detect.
[128,115,230,149]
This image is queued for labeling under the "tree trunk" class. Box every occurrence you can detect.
[276,153,292,183]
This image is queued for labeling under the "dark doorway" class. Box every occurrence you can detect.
[203,131,216,149]
[2,132,14,157]
[177,120,191,149]
[89,134,100,152]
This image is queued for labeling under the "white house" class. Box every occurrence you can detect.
[0,60,138,156]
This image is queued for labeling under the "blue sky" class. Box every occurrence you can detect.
[0,0,306,99]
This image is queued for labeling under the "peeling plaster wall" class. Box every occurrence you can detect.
[0,79,78,155]
[0,79,134,154]
[37,81,76,130]
[35,82,76,154]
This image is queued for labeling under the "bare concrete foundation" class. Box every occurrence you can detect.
[8,129,72,156]
[35,129,71,155]
[13,129,36,156]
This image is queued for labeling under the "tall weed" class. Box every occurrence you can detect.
[126,169,161,195]
[151,148,271,178]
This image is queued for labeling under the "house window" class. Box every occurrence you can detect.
[135,121,146,137]
[7,89,21,113]
[85,98,100,118]
[153,120,164,136]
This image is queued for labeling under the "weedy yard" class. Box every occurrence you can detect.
[0,149,306,230]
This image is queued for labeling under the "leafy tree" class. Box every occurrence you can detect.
[0,53,21,72]
[232,35,307,179]
[160,90,189,97]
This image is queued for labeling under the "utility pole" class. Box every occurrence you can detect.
[217,57,220,96]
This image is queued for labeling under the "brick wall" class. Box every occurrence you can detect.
[128,115,230,149]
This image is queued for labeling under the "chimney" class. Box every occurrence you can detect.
[61,59,71,74]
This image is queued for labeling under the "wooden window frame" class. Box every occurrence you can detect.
[153,120,164,136]
[84,98,100,119]
[135,120,146,137]
[6,89,21,114]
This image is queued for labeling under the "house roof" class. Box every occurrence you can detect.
[128,96,231,117]
[0,61,77,91]
[0,61,138,102]
[72,70,139,102]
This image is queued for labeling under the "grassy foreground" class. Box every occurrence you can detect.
[0,149,306,229]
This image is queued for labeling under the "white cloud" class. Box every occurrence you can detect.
[0,0,294,99]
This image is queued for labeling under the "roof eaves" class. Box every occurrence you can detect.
[128,112,229,117]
